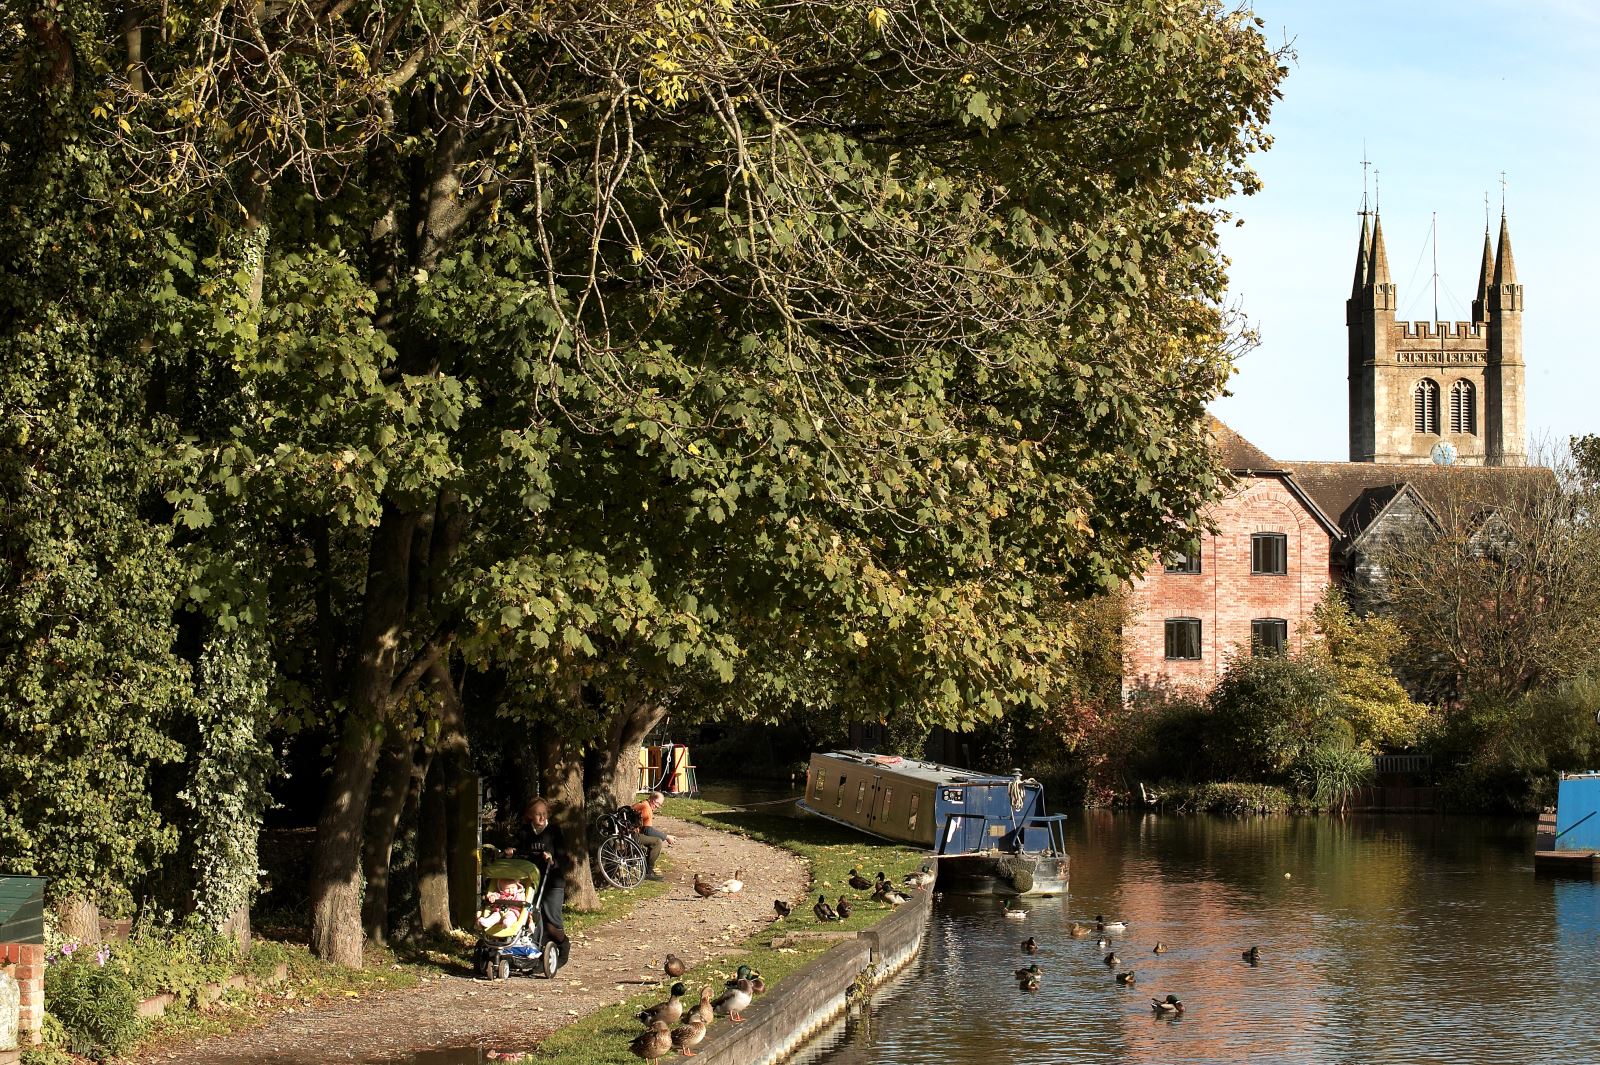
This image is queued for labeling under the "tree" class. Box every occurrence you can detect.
[7,0,1285,963]
[1306,588,1429,753]
[1205,651,1341,783]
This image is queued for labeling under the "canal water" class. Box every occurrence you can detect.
[791,811,1600,1065]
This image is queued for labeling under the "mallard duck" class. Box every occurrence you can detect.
[664,954,687,979]
[1151,994,1184,1015]
[1096,914,1127,933]
[1116,970,1138,986]
[848,868,874,891]
[774,899,792,918]
[1002,901,1026,920]
[671,1018,707,1057]
[1096,937,1109,950]
[692,874,720,898]
[728,965,765,995]
[1021,936,1038,955]
[629,1020,673,1060]
[902,868,936,889]
[717,869,745,895]
[1242,945,1261,965]
[1152,942,1169,955]
[1067,922,1091,938]
[636,983,687,1027]
[1013,963,1043,981]
[713,978,753,1022]
[1018,972,1041,992]
[877,884,910,906]
[814,895,839,922]
[687,985,715,1026]
[1103,952,1120,967]
[836,895,854,920]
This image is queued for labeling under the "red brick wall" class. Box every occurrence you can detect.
[1125,475,1332,694]
[1,942,43,1046]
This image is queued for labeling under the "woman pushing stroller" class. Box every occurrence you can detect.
[506,798,571,969]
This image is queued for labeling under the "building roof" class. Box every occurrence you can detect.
[1207,416,1281,474]
[1281,460,1555,539]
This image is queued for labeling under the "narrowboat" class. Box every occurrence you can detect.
[1535,771,1600,877]
[798,751,1069,897]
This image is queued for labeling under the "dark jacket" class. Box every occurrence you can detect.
[513,819,571,878]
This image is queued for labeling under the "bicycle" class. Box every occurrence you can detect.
[594,807,647,889]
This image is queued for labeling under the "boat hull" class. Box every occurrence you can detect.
[936,853,1069,898]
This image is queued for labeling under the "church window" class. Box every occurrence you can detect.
[1413,379,1440,434]
[1450,380,1476,434]
[1251,619,1289,656]
[1251,533,1288,575]
[1164,618,1201,661]
[1165,551,1201,574]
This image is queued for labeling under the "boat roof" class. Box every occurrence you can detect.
[815,750,1023,787]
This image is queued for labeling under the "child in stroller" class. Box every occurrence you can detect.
[472,857,561,980]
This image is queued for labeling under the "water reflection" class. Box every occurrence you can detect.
[793,813,1600,1065]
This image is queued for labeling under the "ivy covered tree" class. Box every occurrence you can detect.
[5,0,1286,964]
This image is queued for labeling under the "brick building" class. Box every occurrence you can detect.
[1126,210,1540,693]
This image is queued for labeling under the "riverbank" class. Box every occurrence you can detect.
[125,815,805,1064]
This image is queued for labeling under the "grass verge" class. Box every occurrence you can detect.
[528,797,928,1065]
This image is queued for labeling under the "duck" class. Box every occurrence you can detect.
[1002,901,1026,920]
[1096,914,1127,933]
[1151,994,1184,1016]
[687,985,715,1026]
[814,895,839,922]
[1013,963,1043,981]
[1116,970,1138,986]
[671,1018,707,1057]
[717,869,745,895]
[728,965,765,995]
[1021,936,1038,955]
[636,983,687,1027]
[692,874,720,899]
[1067,922,1091,938]
[774,899,792,919]
[664,954,687,979]
[848,868,874,891]
[902,868,936,890]
[1018,971,1041,992]
[1242,945,1261,965]
[1152,942,1169,955]
[1096,937,1109,950]
[1103,952,1120,967]
[628,1020,673,1060]
[713,978,754,1022]
[876,884,910,907]
[836,895,854,920]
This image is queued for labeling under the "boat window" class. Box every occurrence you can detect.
[854,781,866,813]
[908,793,920,833]
[813,770,825,800]
[836,775,847,807]
[883,787,893,820]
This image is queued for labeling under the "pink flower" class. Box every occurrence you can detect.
[60,942,78,956]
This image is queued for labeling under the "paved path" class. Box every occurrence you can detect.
[136,816,807,1064]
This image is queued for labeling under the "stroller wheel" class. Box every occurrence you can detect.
[542,942,560,979]
[497,958,511,981]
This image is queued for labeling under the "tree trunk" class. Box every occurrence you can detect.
[309,505,419,967]
[54,896,100,948]
[219,904,251,951]
[416,761,451,934]
[540,732,600,912]
[593,697,669,812]
[361,729,418,946]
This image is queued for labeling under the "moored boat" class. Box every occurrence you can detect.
[797,750,1069,896]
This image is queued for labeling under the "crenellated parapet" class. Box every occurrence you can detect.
[1393,320,1483,341]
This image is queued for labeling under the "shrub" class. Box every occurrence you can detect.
[115,918,237,1002]
[1159,782,1293,816]
[1206,652,1341,783]
[1291,744,1373,811]
[44,959,141,1061]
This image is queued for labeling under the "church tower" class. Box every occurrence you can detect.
[1346,212,1526,466]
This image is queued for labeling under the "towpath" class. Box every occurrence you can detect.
[135,816,807,1064]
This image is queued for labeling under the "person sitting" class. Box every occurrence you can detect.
[629,791,677,882]
[507,798,571,968]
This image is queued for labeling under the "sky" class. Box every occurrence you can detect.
[1210,0,1600,462]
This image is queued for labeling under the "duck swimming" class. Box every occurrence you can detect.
[1103,952,1121,967]
[1242,945,1261,965]
[1151,994,1184,1015]
[1021,936,1038,954]
[1013,963,1043,981]
[1116,970,1138,986]
[1152,942,1169,954]
[1096,914,1127,933]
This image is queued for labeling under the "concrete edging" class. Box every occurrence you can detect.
[690,875,935,1065]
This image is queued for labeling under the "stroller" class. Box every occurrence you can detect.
[471,857,561,980]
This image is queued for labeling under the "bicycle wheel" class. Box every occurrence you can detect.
[597,834,647,889]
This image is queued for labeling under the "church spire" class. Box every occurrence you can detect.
[1368,214,1391,286]
[1493,212,1518,285]
[1352,213,1371,295]
[1472,227,1493,323]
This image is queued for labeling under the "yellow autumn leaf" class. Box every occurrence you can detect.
[867,7,889,33]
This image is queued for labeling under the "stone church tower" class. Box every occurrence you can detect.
[1346,213,1526,466]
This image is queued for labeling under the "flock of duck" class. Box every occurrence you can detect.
[1009,911,1264,1017]
[630,866,935,1059]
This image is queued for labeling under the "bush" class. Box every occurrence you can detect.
[1159,782,1293,816]
[45,959,141,1061]
[115,918,237,1002]
[1206,652,1342,783]
[1291,744,1373,811]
